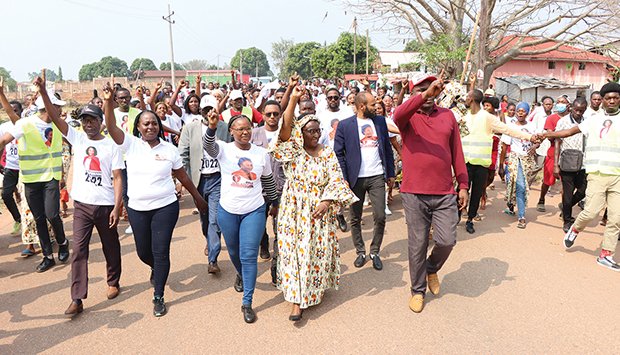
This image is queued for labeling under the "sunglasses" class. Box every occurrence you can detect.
[302,128,322,136]
[265,112,280,117]
[327,96,340,101]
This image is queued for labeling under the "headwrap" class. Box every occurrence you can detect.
[516,102,530,114]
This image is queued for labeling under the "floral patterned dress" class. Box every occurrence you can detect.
[271,121,358,309]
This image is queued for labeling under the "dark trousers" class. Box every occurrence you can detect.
[71,201,121,300]
[2,169,21,223]
[560,169,587,223]
[350,175,386,255]
[466,163,489,221]
[127,200,179,298]
[120,168,129,208]
[24,179,66,257]
[402,193,458,295]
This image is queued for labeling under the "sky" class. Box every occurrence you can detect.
[0,0,401,82]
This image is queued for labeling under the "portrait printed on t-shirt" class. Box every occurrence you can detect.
[44,127,53,147]
[360,124,378,148]
[84,146,103,186]
[231,157,257,188]
[600,119,612,138]
[120,115,129,131]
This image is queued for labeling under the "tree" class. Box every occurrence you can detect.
[342,0,620,87]
[281,42,321,79]
[159,62,185,71]
[271,38,295,77]
[230,47,272,77]
[58,66,63,81]
[404,40,422,52]
[182,59,208,70]
[0,67,17,91]
[310,32,378,79]
[417,34,467,73]
[130,58,157,72]
[79,56,130,81]
[28,69,58,82]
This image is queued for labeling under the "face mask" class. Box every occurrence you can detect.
[555,103,568,113]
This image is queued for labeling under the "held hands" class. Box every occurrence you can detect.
[269,205,279,218]
[194,196,208,214]
[530,133,543,144]
[312,201,331,219]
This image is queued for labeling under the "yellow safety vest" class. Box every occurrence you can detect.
[461,112,493,167]
[221,106,253,124]
[584,116,620,176]
[18,119,63,183]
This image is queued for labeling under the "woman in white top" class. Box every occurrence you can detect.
[103,82,208,317]
[203,112,279,324]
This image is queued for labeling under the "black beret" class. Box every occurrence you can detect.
[600,82,620,98]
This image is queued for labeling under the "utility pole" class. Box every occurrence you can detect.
[256,61,258,78]
[162,4,176,88]
[353,17,357,75]
[240,50,243,85]
[366,28,369,75]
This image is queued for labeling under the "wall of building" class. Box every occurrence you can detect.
[493,60,609,91]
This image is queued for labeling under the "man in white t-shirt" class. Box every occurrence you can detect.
[43,103,124,316]
[584,91,602,120]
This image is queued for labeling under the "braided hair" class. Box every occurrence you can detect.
[132,110,165,140]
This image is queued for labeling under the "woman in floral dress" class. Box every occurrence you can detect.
[271,86,357,321]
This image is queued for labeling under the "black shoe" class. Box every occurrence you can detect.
[36,257,56,273]
[234,274,244,292]
[270,260,277,287]
[153,296,166,317]
[289,309,303,321]
[259,247,271,260]
[58,241,70,263]
[465,221,475,234]
[241,304,256,323]
[563,222,572,233]
[370,254,383,270]
[336,214,348,232]
[149,268,155,286]
[354,254,366,268]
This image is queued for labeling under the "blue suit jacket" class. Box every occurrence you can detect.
[334,114,395,188]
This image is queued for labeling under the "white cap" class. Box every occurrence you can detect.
[229,90,243,101]
[200,95,218,110]
[34,92,66,109]
[484,88,496,96]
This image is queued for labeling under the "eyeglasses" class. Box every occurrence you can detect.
[327,96,340,101]
[231,127,252,133]
[302,128,322,136]
[265,112,280,117]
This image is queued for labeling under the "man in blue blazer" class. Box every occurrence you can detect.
[334,92,395,270]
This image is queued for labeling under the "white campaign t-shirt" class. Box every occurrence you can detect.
[318,107,354,147]
[120,132,183,211]
[213,141,272,215]
[201,125,220,174]
[356,118,384,177]
[161,115,181,143]
[10,115,55,149]
[0,121,19,170]
[65,127,124,205]
[501,121,537,156]
[181,109,202,125]
[265,130,277,145]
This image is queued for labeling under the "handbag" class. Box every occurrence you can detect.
[559,116,585,172]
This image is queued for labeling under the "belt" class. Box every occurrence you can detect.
[201,172,221,178]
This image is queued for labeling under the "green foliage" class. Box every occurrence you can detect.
[79,56,130,81]
[404,40,422,52]
[58,66,63,81]
[230,47,272,77]
[311,32,378,79]
[271,38,295,77]
[282,42,321,79]
[182,59,208,70]
[159,62,185,71]
[28,69,58,82]
[417,34,467,72]
[0,67,17,91]
[130,58,157,72]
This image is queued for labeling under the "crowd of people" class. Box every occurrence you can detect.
[0,66,618,323]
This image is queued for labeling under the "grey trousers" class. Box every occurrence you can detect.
[349,174,386,255]
[402,193,458,295]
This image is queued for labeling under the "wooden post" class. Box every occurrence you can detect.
[460,12,481,85]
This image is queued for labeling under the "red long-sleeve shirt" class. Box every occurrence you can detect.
[393,94,468,195]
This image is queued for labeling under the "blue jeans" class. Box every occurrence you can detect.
[217,203,266,306]
[198,173,222,263]
[516,162,527,219]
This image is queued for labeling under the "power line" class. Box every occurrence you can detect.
[162,4,177,86]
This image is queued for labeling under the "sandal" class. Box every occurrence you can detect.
[517,219,526,229]
[503,208,515,216]
[21,248,36,257]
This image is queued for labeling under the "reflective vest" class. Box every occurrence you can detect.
[17,119,63,183]
[584,115,620,176]
[461,112,493,167]
[221,106,253,124]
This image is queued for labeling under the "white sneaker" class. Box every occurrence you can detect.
[125,226,133,234]
[596,256,620,272]
[385,207,392,216]
[563,226,579,249]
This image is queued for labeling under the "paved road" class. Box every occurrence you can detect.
[0,181,618,353]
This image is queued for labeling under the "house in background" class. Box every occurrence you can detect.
[495,76,590,104]
[491,36,616,92]
[378,51,425,72]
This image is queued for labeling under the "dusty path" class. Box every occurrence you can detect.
[0,180,618,353]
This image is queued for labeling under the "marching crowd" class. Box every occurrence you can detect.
[0,67,618,324]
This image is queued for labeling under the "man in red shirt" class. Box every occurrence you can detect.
[537,95,570,212]
[393,73,469,313]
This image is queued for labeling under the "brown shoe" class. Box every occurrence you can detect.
[64,301,83,316]
[409,294,424,313]
[427,273,440,295]
[207,262,220,274]
[107,286,120,299]
[204,247,209,257]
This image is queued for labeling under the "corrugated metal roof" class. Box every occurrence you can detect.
[493,36,614,64]
[495,76,590,90]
